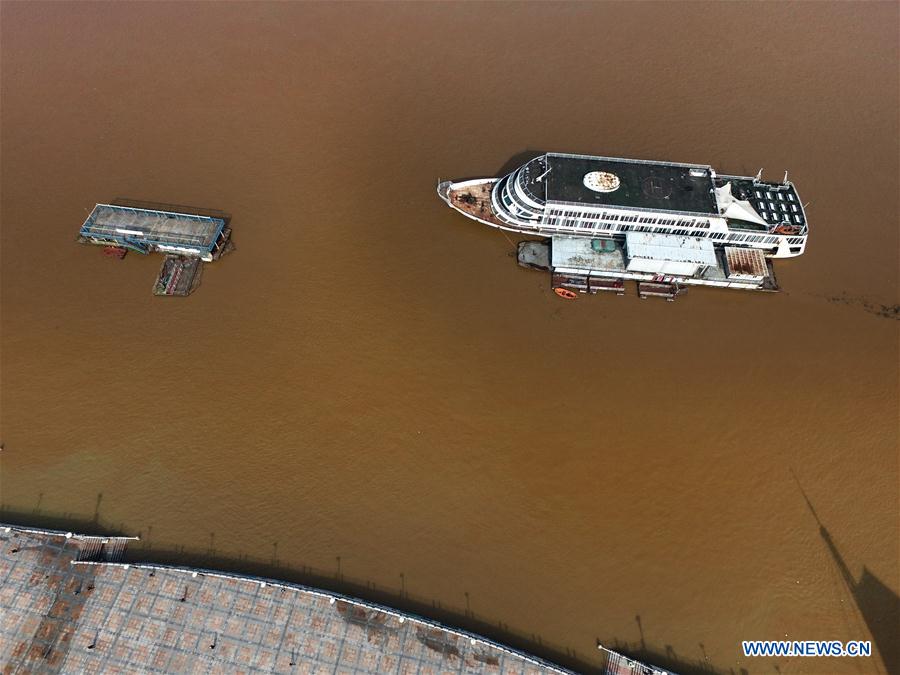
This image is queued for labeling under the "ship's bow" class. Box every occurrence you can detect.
[436,180,453,204]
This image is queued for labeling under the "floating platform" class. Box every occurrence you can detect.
[518,237,777,301]
[588,277,626,295]
[79,204,228,261]
[78,202,232,296]
[517,240,551,270]
[637,281,686,301]
[153,255,203,297]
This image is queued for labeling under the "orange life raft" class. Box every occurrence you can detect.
[553,288,578,300]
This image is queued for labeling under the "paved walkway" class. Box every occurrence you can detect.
[0,525,573,674]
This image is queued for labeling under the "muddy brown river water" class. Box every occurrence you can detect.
[1,3,898,673]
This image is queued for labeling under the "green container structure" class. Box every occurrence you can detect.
[591,239,616,253]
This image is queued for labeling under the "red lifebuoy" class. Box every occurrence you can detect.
[554,287,577,299]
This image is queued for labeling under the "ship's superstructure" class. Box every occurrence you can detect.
[440,152,808,258]
[438,152,808,296]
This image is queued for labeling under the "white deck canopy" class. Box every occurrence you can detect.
[714,182,769,226]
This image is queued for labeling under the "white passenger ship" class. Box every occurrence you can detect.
[437,152,808,296]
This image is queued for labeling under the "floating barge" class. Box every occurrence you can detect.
[439,151,807,298]
[519,235,777,301]
[78,204,231,296]
[153,256,203,297]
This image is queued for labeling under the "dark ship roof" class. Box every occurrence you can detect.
[526,152,720,215]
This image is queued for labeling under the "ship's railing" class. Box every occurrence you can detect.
[547,151,712,171]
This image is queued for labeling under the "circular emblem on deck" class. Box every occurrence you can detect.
[583,171,620,193]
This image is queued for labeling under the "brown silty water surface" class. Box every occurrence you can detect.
[1,2,898,673]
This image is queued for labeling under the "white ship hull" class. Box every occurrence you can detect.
[438,153,809,261]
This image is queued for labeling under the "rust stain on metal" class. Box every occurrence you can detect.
[725,247,767,277]
[448,183,505,227]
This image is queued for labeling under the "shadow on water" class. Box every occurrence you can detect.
[792,470,900,674]
[494,150,546,179]
[438,151,545,186]
[600,637,724,675]
[1,499,736,675]
[1,501,127,537]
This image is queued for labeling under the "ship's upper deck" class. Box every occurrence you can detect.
[523,153,719,215]
[714,175,806,232]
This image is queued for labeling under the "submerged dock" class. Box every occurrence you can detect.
[78,203,232,297]
[153,256,203,297]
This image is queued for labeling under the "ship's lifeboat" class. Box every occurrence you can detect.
[553,288,577,300]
